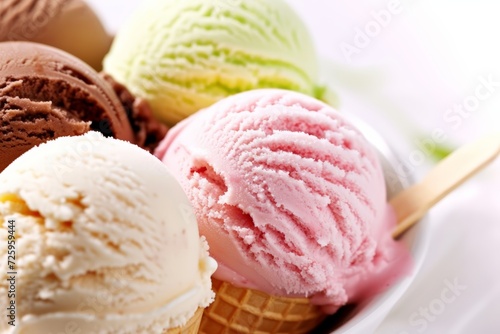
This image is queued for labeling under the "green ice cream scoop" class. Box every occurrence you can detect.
[103,0,326,126]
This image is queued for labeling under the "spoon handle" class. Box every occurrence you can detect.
[392,133,500,239]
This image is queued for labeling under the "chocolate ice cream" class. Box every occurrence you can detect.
[101,73,167,154]
[0,0,112,70]
[0,41,135,172]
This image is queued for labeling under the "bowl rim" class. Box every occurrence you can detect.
[328,115,432,333]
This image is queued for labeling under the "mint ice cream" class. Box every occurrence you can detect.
[103,0,325,125]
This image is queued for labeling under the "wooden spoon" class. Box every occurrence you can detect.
[392,133,500,239]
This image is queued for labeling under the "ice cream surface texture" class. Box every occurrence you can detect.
[156,89,409,313]
[0,132,216,333]
[0,42,166,172]
[104,0,324,126]
[0,0,112,70]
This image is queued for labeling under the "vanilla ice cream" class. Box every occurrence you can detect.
[0,131,216,333]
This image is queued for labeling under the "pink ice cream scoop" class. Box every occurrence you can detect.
[155,89,410,313]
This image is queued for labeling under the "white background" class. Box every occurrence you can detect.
[87,1,500,332]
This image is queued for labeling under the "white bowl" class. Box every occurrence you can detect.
[313,115,431,334]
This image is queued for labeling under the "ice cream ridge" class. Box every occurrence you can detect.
[104,0,335,127]
[0,41,167,172]
[156,89,411,333]
[0,0,112,70]
[0,132,217,333]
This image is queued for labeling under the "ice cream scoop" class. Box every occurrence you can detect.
[0,132,217,333]
[155,89,410,332]
[104,0,326,126]
[101,73,168,154]
[0,0,112,70]
[0,42,166,172]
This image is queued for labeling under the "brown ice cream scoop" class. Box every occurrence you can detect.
[0,0,111,70]
[101,73,168,154]
[0,41,136,172]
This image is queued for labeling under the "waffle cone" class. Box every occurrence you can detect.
[199,279,326,334]
[163,307,203,334]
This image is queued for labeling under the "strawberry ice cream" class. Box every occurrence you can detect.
[155,89,410,313]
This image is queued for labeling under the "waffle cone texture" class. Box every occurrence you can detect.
[164,308,204,334]
[199,279,326,334]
